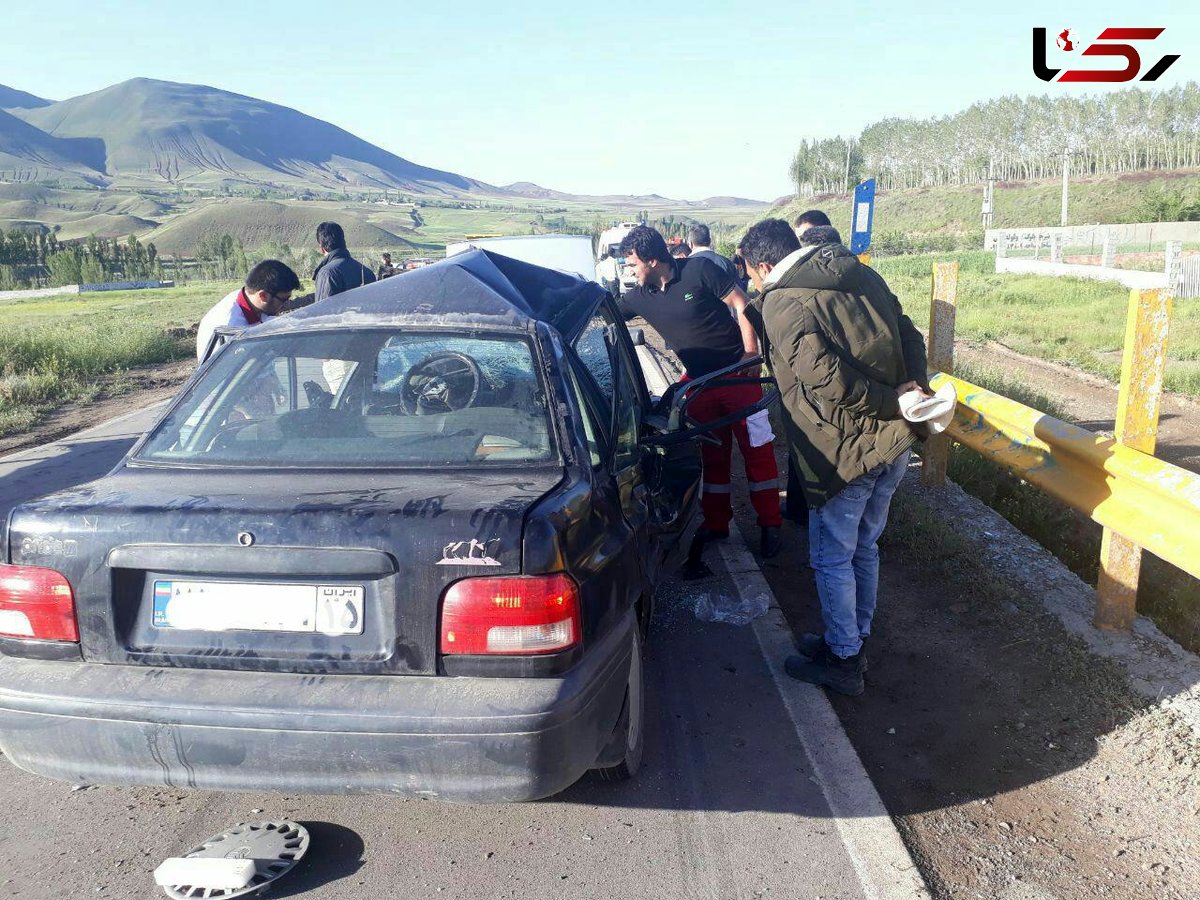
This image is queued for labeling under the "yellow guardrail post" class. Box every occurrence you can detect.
[921,261,959,487]
[1094,289,1172,631]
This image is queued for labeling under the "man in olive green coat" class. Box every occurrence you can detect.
[740,219,930,695]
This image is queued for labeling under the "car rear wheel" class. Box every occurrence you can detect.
[593,627,644,782]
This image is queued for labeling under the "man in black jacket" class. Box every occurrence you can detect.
[313,222,375,301]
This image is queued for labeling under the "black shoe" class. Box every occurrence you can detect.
[796,632,869,672]
[760,526,782,559]
[784,646,865,696]
[695,527,730,542]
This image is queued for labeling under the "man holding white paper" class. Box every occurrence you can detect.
[740,219,931,696]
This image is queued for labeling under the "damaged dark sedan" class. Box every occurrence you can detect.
[0,250,743,801]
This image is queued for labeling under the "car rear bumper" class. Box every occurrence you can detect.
[0,614,633,802]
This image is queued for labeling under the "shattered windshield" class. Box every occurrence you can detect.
[136,330,558,468]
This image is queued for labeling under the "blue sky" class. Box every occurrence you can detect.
[5,1,1198,200]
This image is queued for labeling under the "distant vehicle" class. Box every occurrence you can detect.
[597,222,642,296]
[0,250,770,801]
[446,234,596,281]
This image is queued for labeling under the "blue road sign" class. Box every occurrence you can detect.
[849,178,876,255]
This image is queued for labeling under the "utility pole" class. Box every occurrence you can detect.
[981,158,995,231]
[844,140,852,193]
[1060,147,1070,227]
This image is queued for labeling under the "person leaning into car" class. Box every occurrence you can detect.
[615,226,783,577]
[195,259,301,361]
[739,219,930,697]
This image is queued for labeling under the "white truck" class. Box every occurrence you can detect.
[597,222,641,296]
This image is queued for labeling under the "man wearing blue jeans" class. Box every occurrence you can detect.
[740,220,930,696]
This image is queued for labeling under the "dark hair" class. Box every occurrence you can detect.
[798,224,843,247]
[793,209,832,229]
[245,259,301,294]
[618,225,671,265]
[382,252,392,261]
[670,243,691,257]
[739,219,801,268]
[687,224,711,247]
[316,221,346,252]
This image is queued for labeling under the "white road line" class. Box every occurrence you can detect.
[717,529,932,900]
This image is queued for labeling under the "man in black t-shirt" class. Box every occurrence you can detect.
[616,226,782,573]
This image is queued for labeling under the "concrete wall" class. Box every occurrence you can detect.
[0,284,80,301]
[986,221,1200,250]
[79,280,174,293]
[0,281,173,302]
[996,257,1168,290]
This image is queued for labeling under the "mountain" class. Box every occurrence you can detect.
[0,84,51,110]
[12,78,492,195]
[0,108,105,186]
[502,182,769,208]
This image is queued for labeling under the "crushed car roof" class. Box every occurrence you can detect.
[265,249,607,341]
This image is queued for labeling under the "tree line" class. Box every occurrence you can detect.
[791,84,1200,195]
[0,231,164,290]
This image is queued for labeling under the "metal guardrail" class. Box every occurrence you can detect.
[924,267,1187,632]
[929,371,1200,583]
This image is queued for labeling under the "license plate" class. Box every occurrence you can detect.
[152,581,364,635]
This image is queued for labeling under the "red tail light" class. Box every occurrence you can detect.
[440,574,581,656]
[0,564,79,642]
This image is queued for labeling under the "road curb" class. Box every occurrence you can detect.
[716,528,932,900]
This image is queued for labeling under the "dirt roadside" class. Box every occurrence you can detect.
[0,359,196,458]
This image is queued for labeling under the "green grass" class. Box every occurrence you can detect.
[0,282,237,437]
[875,253,1200,397]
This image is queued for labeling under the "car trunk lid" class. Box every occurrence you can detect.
[6,467,563,675]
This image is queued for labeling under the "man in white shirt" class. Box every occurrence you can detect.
[196,260,301,361]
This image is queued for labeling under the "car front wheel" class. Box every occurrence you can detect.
[593,627,645,781]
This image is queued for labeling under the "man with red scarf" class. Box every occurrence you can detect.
[196,260,302,361]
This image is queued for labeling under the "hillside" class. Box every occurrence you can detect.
[143,198,416,253]
[0,85,51,110]
[0,108,105,186]
[772,170,1200,243]
[12,78,492,195]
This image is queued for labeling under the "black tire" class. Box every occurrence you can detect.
[594,628,645,782]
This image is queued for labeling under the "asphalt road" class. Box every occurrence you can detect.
[0,407,924,900]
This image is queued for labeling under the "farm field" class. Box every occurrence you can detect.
[876,252,1200,397]
[0,281,236,437]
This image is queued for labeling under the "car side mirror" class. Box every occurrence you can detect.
[628,327,646,346]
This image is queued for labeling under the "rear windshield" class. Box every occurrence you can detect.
[136,330,557,468]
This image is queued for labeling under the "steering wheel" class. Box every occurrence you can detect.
[400,351,483,415]
[206,419,255,451]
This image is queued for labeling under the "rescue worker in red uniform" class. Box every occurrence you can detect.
[617,226,782,577]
